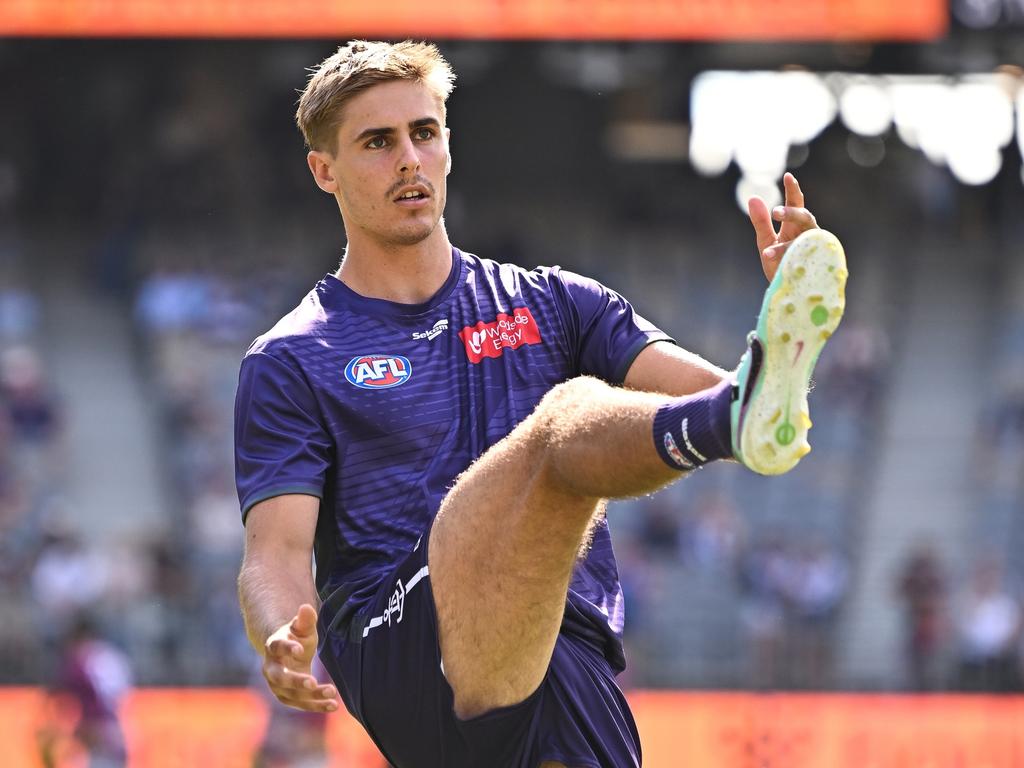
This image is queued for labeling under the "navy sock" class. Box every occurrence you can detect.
[653,379,734,471]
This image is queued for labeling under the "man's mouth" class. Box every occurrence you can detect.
[393,184,431,203]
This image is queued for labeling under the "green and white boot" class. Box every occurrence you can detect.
[730,228,848,475]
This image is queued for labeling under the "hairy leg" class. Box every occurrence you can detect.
[429,376,691,719]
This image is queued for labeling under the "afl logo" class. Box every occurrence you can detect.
[344,355,412,389]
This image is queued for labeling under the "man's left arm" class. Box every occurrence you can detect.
[624,172,820,396]
[623,341,729,396]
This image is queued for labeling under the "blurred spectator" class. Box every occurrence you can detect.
[737,534,790,689]
[50,612,133,768]
[955,556,1021,692]
[636,495,681,559]
[134,266,211,337]
[0,284,39,342]
[147,537,192,681]
[31,522,110,649]
[0,346,60,444]
[0,345,63,492]
[817,321,889,412]
[897,543,948,691]
[188,470,245,570]
[784,538,849,689]
[680,491,745,572]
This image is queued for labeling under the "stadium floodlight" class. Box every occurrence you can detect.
[689,127,733,177]
[779,71,837,146]
[948,144,1003,186]
[689,72,742,176]
[691,71,1018,193]
[954,81,1015,149]
[913,83,956,164]
[839,79,894,137]
[889,76,948,149]
[1017,87,1024,163]
[735,174,782,215]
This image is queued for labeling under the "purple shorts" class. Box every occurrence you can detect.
[318,536,642,768]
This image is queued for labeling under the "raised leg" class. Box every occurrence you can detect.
[428,376,687,719]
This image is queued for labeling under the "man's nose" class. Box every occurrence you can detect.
[396,136,421,175]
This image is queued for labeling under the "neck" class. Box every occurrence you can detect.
[336,224,453,305]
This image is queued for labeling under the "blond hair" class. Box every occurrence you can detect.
[296,40,456,154]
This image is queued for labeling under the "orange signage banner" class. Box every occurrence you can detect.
[1,0,947,40]
[5,688,1024,767]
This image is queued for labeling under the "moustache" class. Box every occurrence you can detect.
[387,177,435,198]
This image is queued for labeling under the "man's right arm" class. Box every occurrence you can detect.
[238,493,340,712]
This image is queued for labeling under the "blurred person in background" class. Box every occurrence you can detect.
[897,543,948,691]
[236,40,845,767]
[954,554,1021,692]
[784,536,848,689]
[0,345,63,488]
[680,491,745,572]
[737,532,791,689]
[31,521,111,656]
[47,612,133,768]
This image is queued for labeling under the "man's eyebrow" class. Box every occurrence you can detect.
[353,117,441,144]
[410,117,441,129]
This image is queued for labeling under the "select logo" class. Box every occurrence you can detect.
[344,355,412,389]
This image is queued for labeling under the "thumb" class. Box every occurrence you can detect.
[290,603,319,639]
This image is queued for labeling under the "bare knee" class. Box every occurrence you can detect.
[531,376,612,456]
[535,376,610,421]
[529,376,622,496]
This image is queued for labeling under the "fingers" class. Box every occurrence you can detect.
[275,692,340,714]
[771,205,817,229]
[779,173,818,241]
[264,658,340,713]
[762,240,791,261]
[266,636,304,660]
[264,658,317,690]
[772,205,818,246]
[747,195,778,253]
[783,172,804,209]
[759,246,783,282]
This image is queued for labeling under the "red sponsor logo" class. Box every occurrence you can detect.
[458,307,542,363]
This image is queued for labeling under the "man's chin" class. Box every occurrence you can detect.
[386,222,439,247]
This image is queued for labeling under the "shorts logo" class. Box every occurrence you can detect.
[383,579,405,626]
[458,307,542,364]
[344,355,412,389]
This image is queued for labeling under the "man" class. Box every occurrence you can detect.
[236,40,846,767]
[49,613,133,768]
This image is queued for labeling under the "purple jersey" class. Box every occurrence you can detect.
[234,248,670,669]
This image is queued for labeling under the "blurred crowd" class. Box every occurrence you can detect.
[1,38,1024,766]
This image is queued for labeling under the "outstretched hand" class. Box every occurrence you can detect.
[263,603,340,713]
[747,172,819,282]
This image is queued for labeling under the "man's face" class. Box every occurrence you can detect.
[315,79,451,249]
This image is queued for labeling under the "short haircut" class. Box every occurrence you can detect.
[296,40,456,154]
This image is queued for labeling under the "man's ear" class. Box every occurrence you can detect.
[445,127,452,175]
[307,150,339,194]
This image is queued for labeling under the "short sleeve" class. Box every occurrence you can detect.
[550,268,674,383]
[234,351,333,521]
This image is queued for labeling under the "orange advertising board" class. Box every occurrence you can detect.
[1,0,947,40]
[4,688,1024,767]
